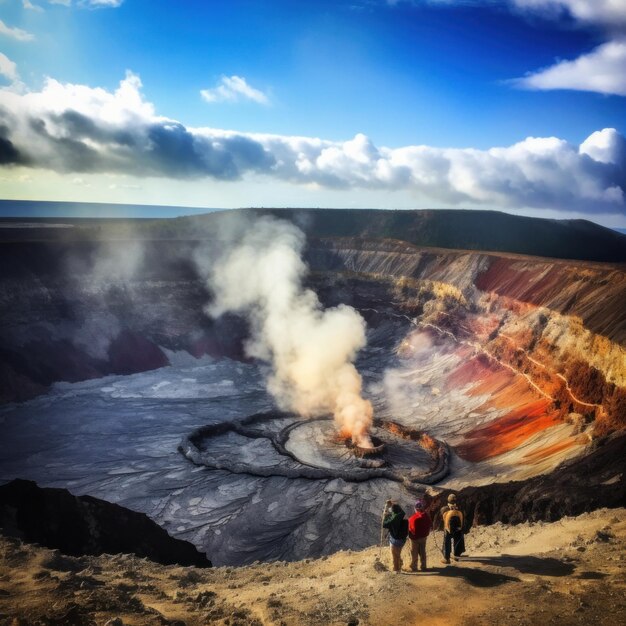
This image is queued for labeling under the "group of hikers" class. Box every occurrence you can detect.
[382,494,466,573]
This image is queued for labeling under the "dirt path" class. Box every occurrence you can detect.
[1,508,625,626]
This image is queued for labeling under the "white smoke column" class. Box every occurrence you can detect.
[206,216,373,445]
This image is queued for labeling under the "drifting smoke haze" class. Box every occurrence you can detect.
[62,225,146,359]
[203,216,374,446]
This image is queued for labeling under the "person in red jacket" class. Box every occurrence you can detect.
[408,499,431,572]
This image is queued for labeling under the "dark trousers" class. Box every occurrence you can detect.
[444,530,465,560]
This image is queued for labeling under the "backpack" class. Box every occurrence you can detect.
[399,518,409,541]
[444,509,463,534]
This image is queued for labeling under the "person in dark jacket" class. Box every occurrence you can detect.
[408,499,431,571]
[382,500,408,573]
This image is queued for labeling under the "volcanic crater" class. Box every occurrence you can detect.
[0,208,624,565]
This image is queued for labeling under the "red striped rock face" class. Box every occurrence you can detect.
[456,400,562,462]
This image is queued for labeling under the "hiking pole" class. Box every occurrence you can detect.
[432,528,441,553]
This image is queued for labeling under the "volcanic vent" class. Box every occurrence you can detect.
[179,411,450,488]
[335,432,386,460]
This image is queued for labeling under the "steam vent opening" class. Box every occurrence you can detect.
[334,432,387,458]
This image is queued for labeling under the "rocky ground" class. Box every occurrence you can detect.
[1,507,624,626]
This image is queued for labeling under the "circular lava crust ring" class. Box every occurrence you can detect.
[178,411,450,490]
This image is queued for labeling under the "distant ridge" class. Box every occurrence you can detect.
[217,208,626,263]
[0,199,219,219]
[0,201,624,262]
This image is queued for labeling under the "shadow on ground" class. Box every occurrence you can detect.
[419,565,520,588]
[462,555,575,576]
[575,571,607,580]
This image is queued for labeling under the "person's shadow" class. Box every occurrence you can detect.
[400,553,579,586]
[403,565,519,588]
[462,555,575,577]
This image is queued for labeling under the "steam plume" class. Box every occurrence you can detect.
[205,216,373,445]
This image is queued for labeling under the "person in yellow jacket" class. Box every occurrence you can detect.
[441,494,465,564]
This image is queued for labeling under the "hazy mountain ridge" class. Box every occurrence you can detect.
[1,203,625,263]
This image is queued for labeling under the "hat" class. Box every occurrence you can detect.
[447,493,457,503]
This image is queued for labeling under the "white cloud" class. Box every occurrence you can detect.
[388,0,626,24]
[580,127,626,164]
[388,2,626,99]
[201,75,270,105]
[509,2,626,96]
[46,0,124,6]
[23,1,44,12]
[0,20,35,42]
[515,37,626,95]
[0,53,18,81]
[81,0,124,7]
[512,0,626,28]
[0,72,624,214]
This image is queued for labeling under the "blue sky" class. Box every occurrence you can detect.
[0,0,625,226]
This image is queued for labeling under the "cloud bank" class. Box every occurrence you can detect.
[0,72,624,213]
